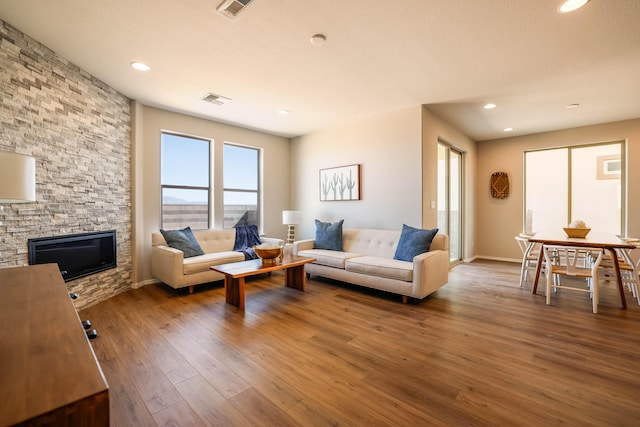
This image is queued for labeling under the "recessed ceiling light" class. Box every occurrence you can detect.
[484,103,497,109]
[559,0,589,13]
[566,103,580,109]
[130,61,150,71]
[503,127,514,132]
[310,34,327,45]
[278,109,290,115]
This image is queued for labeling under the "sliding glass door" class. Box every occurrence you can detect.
[437,143,462,263]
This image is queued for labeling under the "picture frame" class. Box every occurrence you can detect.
[319,164,361,201]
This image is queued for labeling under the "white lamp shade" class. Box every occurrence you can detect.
[0,152,36,203]
[282,210,302,225]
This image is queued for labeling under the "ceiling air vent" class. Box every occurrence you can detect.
[217,0,255,20]
[201,93,232,105]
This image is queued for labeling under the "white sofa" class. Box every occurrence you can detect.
[151,228,283,293]
[293,228,449,302]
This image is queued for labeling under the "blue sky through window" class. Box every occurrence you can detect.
[161,134,209,187]
[224,144,258,190]
[161,133,209,203]
[161,134,259,205]
[224,144,258,205]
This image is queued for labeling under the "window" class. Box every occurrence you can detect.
[525,141,624,235]
[596,155,621,180]
[161,133,210,230]
[223,143,260,228]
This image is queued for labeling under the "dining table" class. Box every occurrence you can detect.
[529,232,637,309]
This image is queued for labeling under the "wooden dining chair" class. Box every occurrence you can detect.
[543,245,604,313]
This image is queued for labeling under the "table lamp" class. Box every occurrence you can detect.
[282,210,302,244]
[0,152,36,225]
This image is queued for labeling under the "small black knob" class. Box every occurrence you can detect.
[86,329,98,340]
[69,293,78,299]
[82,320,92,330]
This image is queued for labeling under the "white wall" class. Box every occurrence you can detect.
[132,103,291,285]
[290,107,424,239]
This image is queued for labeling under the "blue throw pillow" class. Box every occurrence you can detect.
[314,219,344,251]
[160,226,205,258]
[393,224,438,262]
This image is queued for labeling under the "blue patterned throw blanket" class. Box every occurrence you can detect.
[233,225,262,260]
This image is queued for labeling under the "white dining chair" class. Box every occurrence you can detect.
[516,234,558,288]
[598,246,640,305]
[544,245,604,314]
[515,234,540,287]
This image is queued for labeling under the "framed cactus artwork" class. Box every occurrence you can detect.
[319,164,361,201]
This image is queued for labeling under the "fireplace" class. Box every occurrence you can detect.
[28,230,117,282]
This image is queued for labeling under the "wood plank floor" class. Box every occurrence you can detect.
[81,260,640,426]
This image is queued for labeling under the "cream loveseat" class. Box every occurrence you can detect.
[293,228,449,302]
[152,228,283,293]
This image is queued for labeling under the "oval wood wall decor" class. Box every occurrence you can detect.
[490,172,509,199]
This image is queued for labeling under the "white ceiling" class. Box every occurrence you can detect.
[1,0,639,141]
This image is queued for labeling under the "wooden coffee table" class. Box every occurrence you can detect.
[210,255,316,310]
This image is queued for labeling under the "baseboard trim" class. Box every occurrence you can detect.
[474,255,522,264]
[133,279,160,289]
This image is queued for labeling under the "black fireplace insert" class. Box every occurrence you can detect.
[28,230,117,282]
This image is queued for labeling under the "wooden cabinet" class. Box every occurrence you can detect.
[0,264,109,426]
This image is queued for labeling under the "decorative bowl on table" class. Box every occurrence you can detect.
[253,244,283,266]
[563,227,591,238]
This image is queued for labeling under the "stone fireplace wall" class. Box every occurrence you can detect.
[0,20,132,309]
